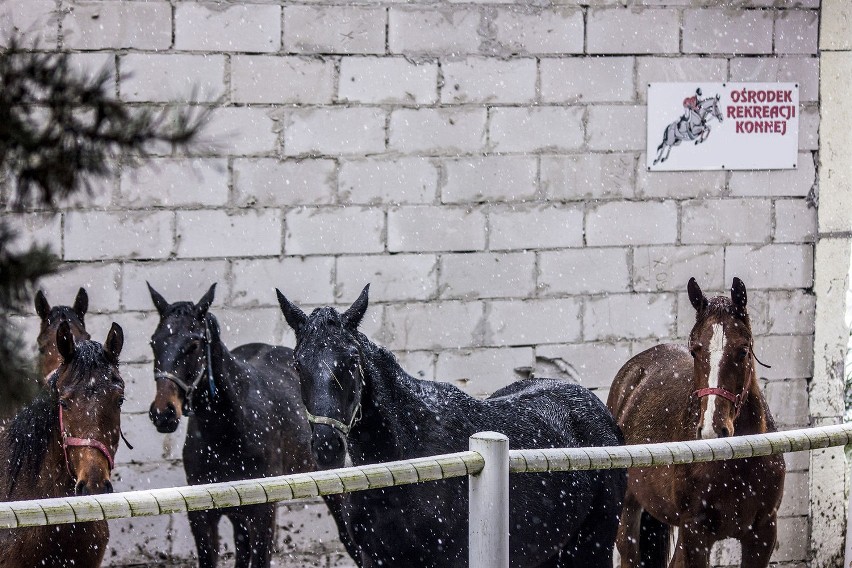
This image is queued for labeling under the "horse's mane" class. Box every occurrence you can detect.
[695,296,752,333]
[161,301,197,317]
[42,305,84,327]
[3,386,58,497]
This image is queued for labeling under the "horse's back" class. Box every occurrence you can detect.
[607,344,693,439]
[488,378,623,448]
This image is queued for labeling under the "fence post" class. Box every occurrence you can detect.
[845,462,852,568]
[469,431,509,568]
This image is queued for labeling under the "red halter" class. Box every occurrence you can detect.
[693,371,753,419]
[59,404,115,479]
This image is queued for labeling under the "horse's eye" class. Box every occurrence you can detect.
[738,348,749,361]
[118,396,125,407]
[690,349,697,358]
[59,399,70,409]
[185,341,200,354]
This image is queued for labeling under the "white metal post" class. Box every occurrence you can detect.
[469,431,509,568]
[845,463,852,568]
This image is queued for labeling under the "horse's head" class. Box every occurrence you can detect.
[35,288,91,381]
[709,93,723,122]
[147,283,218,433]
[53,320,125,496]
[687,277,754,440]
[276,285,370,470]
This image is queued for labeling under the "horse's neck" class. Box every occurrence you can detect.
[8,431,74,500]
[736,374,771,435]
[350,347,436,464]
[192,341,243,422]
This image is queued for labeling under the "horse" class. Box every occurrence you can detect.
[276,284,626,568]
[146,283,329,568]
[653,95,723,165]
[0,320,127,568]
[35,287,91,383]
[606,277,785,568]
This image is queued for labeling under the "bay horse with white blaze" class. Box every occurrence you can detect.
[607,278,785,568]
[146,283,344,568]
[35,287,90,382]
[277,284,626,567]
[0,321,126,568]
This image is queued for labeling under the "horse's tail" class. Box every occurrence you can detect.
[639,510,671,568]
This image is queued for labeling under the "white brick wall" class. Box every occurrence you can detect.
[8,1,821,565]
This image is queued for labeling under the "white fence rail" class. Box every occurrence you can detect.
[2,423,852,567]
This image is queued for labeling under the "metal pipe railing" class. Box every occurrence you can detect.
[2,422,851,568]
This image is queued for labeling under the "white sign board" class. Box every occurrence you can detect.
[646,82,799,171]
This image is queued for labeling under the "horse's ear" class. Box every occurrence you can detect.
[104,322,124,362]
[731,277,748,310]
[343,284,370,330]
[687,277,708,312]
[197,283,216,314]
[35,290,50,320]
[57,321,76,362]
[276,289,308,332]
[73,287,88,321]
[147,282,170,316]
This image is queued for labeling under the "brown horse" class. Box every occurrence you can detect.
[35,288,90,382]
[0,321,126,568]
[607,277,785,568]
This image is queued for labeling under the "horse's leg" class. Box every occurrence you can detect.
[248,504,277,568]
[740,517,777,568]
[232,512,252,568]
[188,509,220,568]
[616,491,642,568]
[670,525,712,568]
[568,471,623,568]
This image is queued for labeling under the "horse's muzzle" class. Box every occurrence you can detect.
[311,424,347,469]
[149,402,180,433]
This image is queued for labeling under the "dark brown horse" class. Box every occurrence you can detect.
[607,278,785,568]
[35,287,90,382]
[0,321,126,568]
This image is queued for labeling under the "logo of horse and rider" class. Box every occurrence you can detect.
[653,87,724,165]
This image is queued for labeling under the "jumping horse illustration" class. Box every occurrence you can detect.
[653,94,723,165]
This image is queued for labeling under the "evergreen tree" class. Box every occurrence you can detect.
[0,36,206,419]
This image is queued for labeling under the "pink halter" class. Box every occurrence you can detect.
[59,404,115,478]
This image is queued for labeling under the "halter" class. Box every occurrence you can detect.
[692,343,770,419]
[306,403,362,436]
[154,318,216,415]
[304,363,365,437]
[46,369,132,481]
[59,403,115,479]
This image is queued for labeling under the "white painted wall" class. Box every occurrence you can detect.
[0,1,826,565]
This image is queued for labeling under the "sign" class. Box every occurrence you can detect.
[646,82,799,171]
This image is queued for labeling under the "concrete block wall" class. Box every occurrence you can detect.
[1,0,821,566]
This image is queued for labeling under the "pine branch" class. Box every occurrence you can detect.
[0,36,209,210]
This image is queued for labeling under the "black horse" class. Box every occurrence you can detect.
[146,283,319,568]
[276,284,626,567]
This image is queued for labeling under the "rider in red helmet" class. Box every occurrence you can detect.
[682,88,702,121]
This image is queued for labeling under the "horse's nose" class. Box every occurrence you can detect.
[75,477,113,496]
[149,402,179,433]
[311,425,346,469]
[720,426,731,438]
